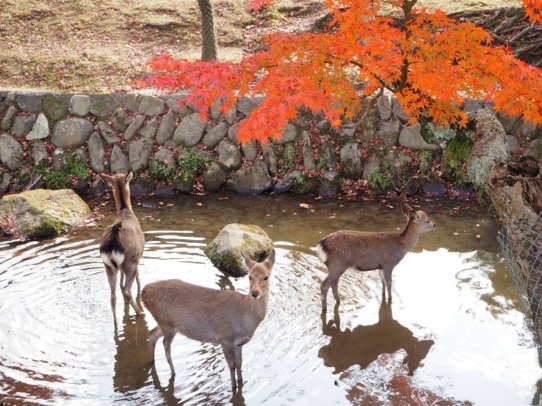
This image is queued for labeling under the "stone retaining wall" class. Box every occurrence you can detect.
[0,89,539,198]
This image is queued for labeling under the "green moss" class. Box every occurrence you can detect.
[148,159,176,183]
[367,161,395,194]
[178,151,210,174]
[23,217,63,238]
[174,172,195,193]
[418,150,434,174]
[43,94,68,121]
[215,251,242,271]
[34,153,89,190]
[280,143,297,171]
[442,131,473,184]
[293,176,319,195]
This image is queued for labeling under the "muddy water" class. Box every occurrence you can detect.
[0,193,540,405]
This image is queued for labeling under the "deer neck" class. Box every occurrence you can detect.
[399,220,421,251]
[114,189,133,214]
[245,290,270,320]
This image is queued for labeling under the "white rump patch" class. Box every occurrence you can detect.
[101,250,125,269]
[315,244,327,263]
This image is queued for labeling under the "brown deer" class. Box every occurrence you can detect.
[316,203,436,312]
[142,249,275,392]
[99,172,145,320]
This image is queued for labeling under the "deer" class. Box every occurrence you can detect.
[99,172,145,321]
[141,249,275,393]
[316,202,436,312]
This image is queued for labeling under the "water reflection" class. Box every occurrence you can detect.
[0,194,541,405]
[320,298,434,376]
[113,307,151,393]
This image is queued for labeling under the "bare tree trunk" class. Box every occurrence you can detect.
[198,0,218,61]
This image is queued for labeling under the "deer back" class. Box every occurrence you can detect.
[99,172,144,261]
[318,203,436,271]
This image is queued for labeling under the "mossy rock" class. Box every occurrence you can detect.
[204,223,274,276]
[174,173,195,193]
[43,94,68,122]
[0,189,90,238]
[292,176,319,195]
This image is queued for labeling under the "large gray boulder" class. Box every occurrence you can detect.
[0,134,24,170]
[138,95,165,116]
[399,124,440,151]
[111,144,129,174]
[173,113,207,146]
[340,143,363,179]
[129,138,153,173]
[203,162,227,192]
[88,132,106,173]
[69,95,91,116]
[226,161,273,195]
[203,122,228,147]
[0,189,91,238]
[26,113,50,141]
[124,115,146,141]
[204,223,274,276]
[156,111,176,145]
[51,118,93,148]
[218,140,242,170]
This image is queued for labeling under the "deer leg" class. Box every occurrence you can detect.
[105,264,118,314]
[321,275,333,313]
[331,278,340,304]
[122,265,143,315]
[163,330,177,376]
[221,343,237,392]
[135,272,141,296]
[321,264,346,312]
[234,345,243,389]
[148,326,163,362]
[379,268,393,304]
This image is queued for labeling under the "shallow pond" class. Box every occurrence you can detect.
[0,193,540,405]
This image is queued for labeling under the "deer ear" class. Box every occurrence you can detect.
[99,173,113,186]
[240,252,255,272]
[401,202,413,217]
[265,249,275,269]
[125,172,134,183]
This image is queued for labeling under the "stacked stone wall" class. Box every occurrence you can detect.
[0,89,539,198]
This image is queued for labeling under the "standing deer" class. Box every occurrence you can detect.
[142,250,275,392]
[99,172,145,320]
[316,202,436,312]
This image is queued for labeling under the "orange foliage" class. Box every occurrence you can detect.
[523,0,542,24]
[143,0,542,144]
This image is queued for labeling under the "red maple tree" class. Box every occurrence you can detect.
[143,0,542,145]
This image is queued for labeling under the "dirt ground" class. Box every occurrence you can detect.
[0,0,522,93]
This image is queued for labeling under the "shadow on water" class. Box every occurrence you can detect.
[113,305,151,393]
[319,298,434,376]
[148,355,247,406]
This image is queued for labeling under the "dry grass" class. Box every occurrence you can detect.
[0,0,250,92]
[0,0,521,93]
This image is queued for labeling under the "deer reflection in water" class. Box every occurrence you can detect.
[113,305,152,392]
[319,299,434,375]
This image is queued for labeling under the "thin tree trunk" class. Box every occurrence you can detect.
[198,0,218,61]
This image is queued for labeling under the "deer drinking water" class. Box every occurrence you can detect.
[142,250,275,392]
[316,203,436,312]
[99,172,145,320]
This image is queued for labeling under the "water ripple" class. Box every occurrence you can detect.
[0,200,539,405]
